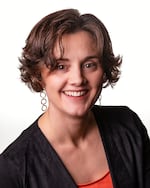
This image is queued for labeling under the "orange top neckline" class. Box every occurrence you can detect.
[78,171,113,188]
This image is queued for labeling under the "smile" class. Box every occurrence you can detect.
[63,90,87,97]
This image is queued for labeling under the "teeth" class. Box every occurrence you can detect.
[64,91,86,97]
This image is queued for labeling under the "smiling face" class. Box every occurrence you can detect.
[41,31,104,118]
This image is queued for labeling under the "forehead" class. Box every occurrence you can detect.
[53,31,100,58]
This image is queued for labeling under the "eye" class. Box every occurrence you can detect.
[82,61,98,71]
[84,62,96,68]
[57,64,65,70]
[55,62,69,72]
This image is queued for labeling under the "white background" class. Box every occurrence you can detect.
[0,0,150,153]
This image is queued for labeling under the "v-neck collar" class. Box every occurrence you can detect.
[33,105,134,188]
[92,105,137,188]
[34,121,77,187]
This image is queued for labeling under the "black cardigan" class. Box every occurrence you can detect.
[0,105,150,188]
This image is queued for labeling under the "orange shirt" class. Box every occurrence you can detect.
[78,172,113,188]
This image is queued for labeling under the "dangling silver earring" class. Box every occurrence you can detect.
[40,90,47,111]
[98,95,102,106]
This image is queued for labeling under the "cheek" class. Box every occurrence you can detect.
[92,73,104,88]
[45,76,66,91]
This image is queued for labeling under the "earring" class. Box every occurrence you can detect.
[98,95,102,106]
[40,90,47,111]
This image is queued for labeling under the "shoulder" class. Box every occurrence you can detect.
[93,105,135,118]
[0,154,23,187]
[92,105,147,136]
[0,117,40,184]
[93,105,141,122]
[1,118,39,157]
[93,106,150,185]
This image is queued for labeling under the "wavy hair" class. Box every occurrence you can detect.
[19,8,122,92]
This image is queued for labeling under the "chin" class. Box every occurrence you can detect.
[66,106,91,118]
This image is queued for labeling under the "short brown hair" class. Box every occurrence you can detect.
[19,8,122,92]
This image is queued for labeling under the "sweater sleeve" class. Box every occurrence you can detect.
[131,110,150,188]
[142,124,150,187]
[0,155,23,188]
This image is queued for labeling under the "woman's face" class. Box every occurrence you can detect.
[41,31,104,118]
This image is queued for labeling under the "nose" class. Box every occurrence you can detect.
[68,65,87,86]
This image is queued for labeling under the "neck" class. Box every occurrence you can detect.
[38,107,96,147]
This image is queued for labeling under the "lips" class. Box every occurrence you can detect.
[63,90,88,97]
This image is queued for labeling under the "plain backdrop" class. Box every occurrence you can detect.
[0,0,150,153]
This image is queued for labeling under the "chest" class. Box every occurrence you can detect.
[52,134,109,185]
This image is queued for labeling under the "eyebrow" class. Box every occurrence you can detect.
[56,55,100,62]
[83,56,100,61]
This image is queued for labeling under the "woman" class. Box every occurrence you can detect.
[0,8,150,188]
